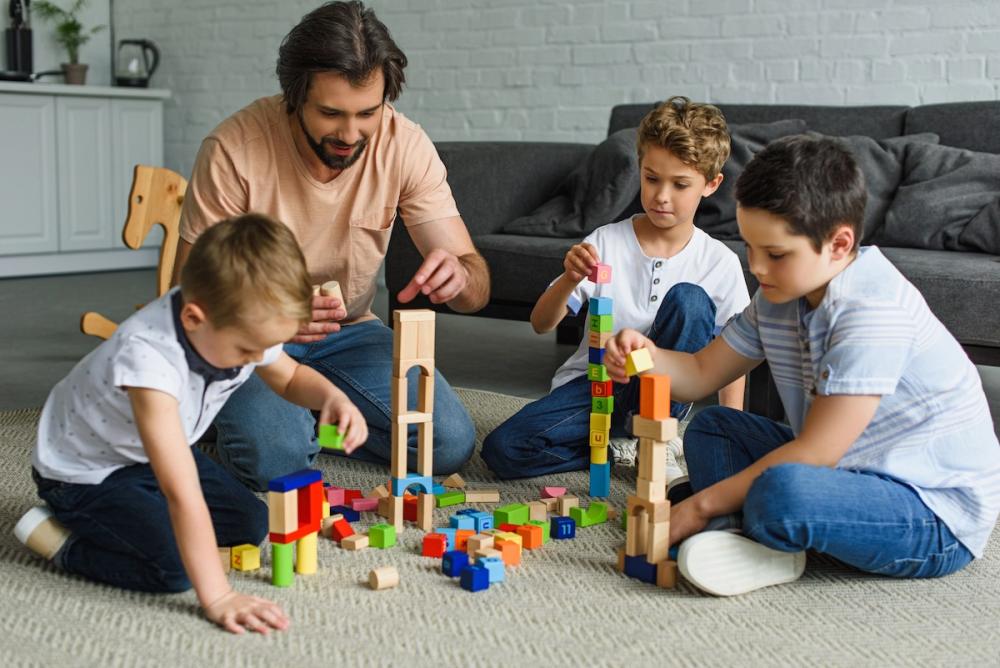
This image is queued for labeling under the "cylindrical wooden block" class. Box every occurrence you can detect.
[271,542,294,587]
[296,532,318,575]
[318,280,344,304]
[368,566,399,590]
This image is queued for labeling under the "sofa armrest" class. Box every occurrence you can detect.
[434,141,594,236]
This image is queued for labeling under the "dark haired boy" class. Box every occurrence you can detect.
[173,1,488,491]
[604,135,1000,596]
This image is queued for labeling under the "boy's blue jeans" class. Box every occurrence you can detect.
[481,283,716,479]
[684,406,975,578]
[212,319,477,491]
[33,449,266,593]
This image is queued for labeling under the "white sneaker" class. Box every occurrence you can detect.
[14,506,71,561]
[609,437,638,467]
[678,530,806,596]
[665,436,685,483]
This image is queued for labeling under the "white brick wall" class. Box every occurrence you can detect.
[111,0,1000,177]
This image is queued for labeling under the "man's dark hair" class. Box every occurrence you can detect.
[735,135,867,252]
[276,1,407,114]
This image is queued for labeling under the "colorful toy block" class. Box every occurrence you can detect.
[463,490,501,503]
[588,330,612,349]
[589,412,611,432]
[391,473,433,497]
[624,553,657,584]
[480,556,505,583]
[325,486,346,507]
[588,263,612,284]
[528,519,551,544]
[467,534,494,555]
[551,516,576,540]
[271,542,294,587]
[591,444,608,465]
[329,518,354,543]
[494,539,522,566]
[219,547,231,574]
[267,469,322,493]
[541,486,566,498]
[589,462,611,497]
[369,523,396,549]
[422,532,448,558]
[587,363,610,382]
[465,510,494,533]
[341,534,369,551]
[589,314,613,333]
[231,544,260,571]
[403,495,418,522]
[296,532,318,575]
[450,514,476,531]
[474,547,503,562]
[436,490,465,507]
[570,501,609,528]
[516,523,544,550]
[351,497,379,512]
[343,489,363,505]
[432,483,446,495]
[592,396,614,414]
[591,380,612,398]
[454,529,475,552]
[639,374,671,420]
[318,423,345,450]
[442,473,466,489]
[557,495,579,516]
[589,296,613,315]
[494,503,530,526]
[369,566,399,590]
[625,348,654,377]
[442,550,469,577]
[657,560,679,589]
[460,564,490,592]
[329,505,360,523]
[588,346,606,365]
[369,484,390,498]
[528,501,548,522]
[434,528,457,551]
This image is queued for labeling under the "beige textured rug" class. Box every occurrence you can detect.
[1,389,999,667]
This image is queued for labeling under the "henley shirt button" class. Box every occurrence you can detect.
[821,370,830,379]
[653,278,660,285]
[654,261,663,268]
[651,295,658,302]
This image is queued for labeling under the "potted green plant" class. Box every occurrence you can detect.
[33,0,106,85]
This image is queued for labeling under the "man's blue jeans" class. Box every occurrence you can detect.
[33,449,266,592]
[481,283,716,479]
[213,319,476,491]
[684,406,975,578]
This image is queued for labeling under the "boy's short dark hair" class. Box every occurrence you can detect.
[277,1,407,115]
[735,135,867,252]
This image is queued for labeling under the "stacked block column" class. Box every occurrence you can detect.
[587,263,613,498]
[267,468,324,587]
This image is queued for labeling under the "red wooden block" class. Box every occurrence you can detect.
[455,529,474,551]
[330,518,354,543]
[352,497,379,512]
[588,263,612,284]
[516,524,544,550]
[298,481,323,532]
[639,374,671,420]
[591,380,612,398]
[499,523,520,533]
[403,495,419,522]
[343,489,363,505]
[422,533,447,558]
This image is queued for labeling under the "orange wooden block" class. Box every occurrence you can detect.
[455,529,475,551]
[639,374,671,420]
[495,539,522,566]
[515,523,543,550]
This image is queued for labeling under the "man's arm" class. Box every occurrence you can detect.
[397,216,490,313]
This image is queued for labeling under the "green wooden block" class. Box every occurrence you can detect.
[271,542,294,588]
[621,509,628,530]
[587,501,609,526]
[369,523,396,549]
[528,519,550,544]
[591,396,614,414]
[587,364,610,382]
[318,424,345,450]
[436,490,465,507]
[589,314,613,332]
[494,503,530,526]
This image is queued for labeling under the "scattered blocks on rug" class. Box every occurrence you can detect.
[231,544,260,572]
[368,566,399,590]
[460,564,490,592]
[494,503,530,526]
[369,523,396,549]
[480,556,505,583]
[442,550,470,577]
[570,501,609,528]
[341,534,369,551]
[551,516,576,540]
[422,533,448,558]
[436,490,465,507]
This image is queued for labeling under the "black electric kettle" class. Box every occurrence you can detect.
[115,39,160,88]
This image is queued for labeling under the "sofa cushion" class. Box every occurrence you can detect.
[474,233,575,304]
[500,128,639,238]
[904,101,1000,155]
[877,142,1000,254]
[696,119,809,239]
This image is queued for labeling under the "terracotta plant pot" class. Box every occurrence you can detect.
[61,63,88,85]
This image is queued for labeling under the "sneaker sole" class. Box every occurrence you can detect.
[678,531,806,596]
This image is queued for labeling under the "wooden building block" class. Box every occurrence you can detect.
[342,534,369,551]
[436,490,465,507]
[590,445,608,465]
[463,489,500,503]
[318,280,343,304]
[540,497,560,513]
[587,363,610,382]
[368,484,390,499]
[625,347,654,377]
[454,529,475,552]
[417,492,435,532]
[625,509,648,557]
[330,518,354,543]
[591,380,612,398]
[494,503,530,526]
[646,519,670,564]
[657,560,678,589]
[494,539,522,566]
[635,477,667,502]
[467,534,494,555]
[417,371,435,415]
[422,533,447,558]
[351,497,379,512]
[268,489,297,536]
[627,496,671,523]
[516,523,544,550]
[442,473,466,489]
[632,415,678,442]
[637,439,668,481]
[528,501,548,522]
[617,546,625,572]
[590,412,612,433]
[588,263,612,284]
[588,330,612,349]
[368,566,399,591]
[639,374,671,420]
[369,523,397,549]
[271,542,294,587]
[317,423,345,450]
[325,486,346,507]
[541,486,566,499]
[589,429,608,448]
[218,547,231,574]
[592,396,614,414]
[231,544,260,572]
[296,532,318,575]
[474,547,503,562]
[589,296,613,315]
[403,494,419,522]
[557,495,579,516]
[377,496,392,519]
[389,495,405,531]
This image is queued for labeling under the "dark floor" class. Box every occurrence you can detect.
[2,268,998,436]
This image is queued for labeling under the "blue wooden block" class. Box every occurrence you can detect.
[267,468,322,493]
[588,347,606,365]
[551,516,576,540]
[433,483,446,495]
[589,462,611,498]
[328,505,360,522]
[589,297,613,315]
[391,473,434,497]
[669,545,679,561]
[434,528,457,551]
[442,550,470,577]
[467,511,493,533]
[479,556,505,583]
[457,508,478,515]
[624,554,657,583]
[460,565,490,592]
[449,514,476,530]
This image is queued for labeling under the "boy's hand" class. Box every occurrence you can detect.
[604,328,654,383]
[563,243,599,283]
[669,497,710,547]
[203,590,289,635]
[319,397,368,454]
[291,295,347,344]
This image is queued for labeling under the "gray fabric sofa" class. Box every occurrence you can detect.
[386,101,1000,414]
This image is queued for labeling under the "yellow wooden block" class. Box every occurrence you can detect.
[625,348,654,376]
[231,544,260,572]
[590,413,611,433]
[589,429,608,447]
[590,445,608,464]
[296,532,318,575]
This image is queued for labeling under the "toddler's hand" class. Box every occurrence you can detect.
[204,590,289,635]
[604,328,653,383]
[563,243,599,283]
[319,397,368,454]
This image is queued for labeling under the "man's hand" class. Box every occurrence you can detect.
[564,242,599,283]
[397,248,470,305]
[290,295,347,344]
[604,328,654,383]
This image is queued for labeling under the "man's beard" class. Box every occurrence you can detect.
[298,112,368,170]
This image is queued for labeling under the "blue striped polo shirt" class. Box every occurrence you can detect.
[722,246,1000,557]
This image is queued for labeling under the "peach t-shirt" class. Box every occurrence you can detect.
[179,96,459,323]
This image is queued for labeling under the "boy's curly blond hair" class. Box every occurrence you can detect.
[637,96,731,180]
